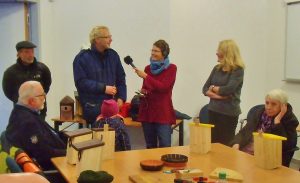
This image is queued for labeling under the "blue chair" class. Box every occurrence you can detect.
[198,104,209,123]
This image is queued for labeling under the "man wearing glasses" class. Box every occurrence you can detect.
[5,81,66,170]
[73,25,127,125]
[2,41,52,120]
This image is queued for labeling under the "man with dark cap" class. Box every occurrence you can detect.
[2,40,52,120]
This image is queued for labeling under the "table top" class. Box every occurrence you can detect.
[51,143,300,183]
[51,115,86,124]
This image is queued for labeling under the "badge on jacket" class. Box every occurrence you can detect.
[33,74,41,79]
[30,135,38,144]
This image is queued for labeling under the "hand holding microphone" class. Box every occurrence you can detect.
[124,55,147,79]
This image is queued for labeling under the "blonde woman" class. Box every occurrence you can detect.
[202,39,245,146]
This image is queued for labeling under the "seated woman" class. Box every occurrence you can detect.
[231,89,299,167]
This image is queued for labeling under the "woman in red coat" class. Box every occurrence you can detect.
[134,40,177,148]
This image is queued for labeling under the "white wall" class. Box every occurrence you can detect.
[170,0,269,118]
[36,0,299,157]
[0,3,25,131]
[39,0,170,121]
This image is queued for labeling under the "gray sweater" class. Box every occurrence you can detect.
[202,65,244,116]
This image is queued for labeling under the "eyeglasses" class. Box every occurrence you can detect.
[98,35,112,39]
[34,93,46,98]
[151,49,161,53]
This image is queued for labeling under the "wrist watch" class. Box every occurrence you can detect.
[211,85,215,91]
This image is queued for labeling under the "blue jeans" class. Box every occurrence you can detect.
[142,122,172,148]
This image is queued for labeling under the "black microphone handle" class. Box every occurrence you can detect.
[130,63,136,68]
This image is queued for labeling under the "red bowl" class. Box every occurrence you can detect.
[140,160,164,171]
[163,161,187,168]
[161,154,188,167]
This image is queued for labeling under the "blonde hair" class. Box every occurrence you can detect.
[89,26,109,44]
[265,89,288,104]
[217,39,245,71]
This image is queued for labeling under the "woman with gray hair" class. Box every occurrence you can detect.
[231,89,299,167]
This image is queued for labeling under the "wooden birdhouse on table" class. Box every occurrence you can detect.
[74,91,83,117]
[60,95,74,120]
[189,121,214,154]
[72,139,105,175]
[64,128,93,165]
[92,124,116,160]
[253,132,287,169]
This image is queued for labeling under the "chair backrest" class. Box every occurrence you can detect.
[239,104,265,130]
[198,104,209,123]
[247,104,264,121]
[0,131,21,173]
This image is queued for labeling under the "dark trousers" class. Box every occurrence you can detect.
[142,122,172,149]
[208,110,238,146]
[283,151,295,167]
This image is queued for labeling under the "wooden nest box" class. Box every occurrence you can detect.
[253,132,287,169]
[189,122,214,154]
[60,95,74,120]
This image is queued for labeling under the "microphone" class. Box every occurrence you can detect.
[124,56,136,68]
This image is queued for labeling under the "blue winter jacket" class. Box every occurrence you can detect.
[73,46,127,122]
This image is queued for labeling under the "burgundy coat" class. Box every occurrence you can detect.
[137,64,177,125]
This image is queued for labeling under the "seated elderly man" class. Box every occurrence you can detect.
[5,81,66,170]
[231,89,299,167]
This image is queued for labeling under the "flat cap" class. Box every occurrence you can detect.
[16,41,36,51]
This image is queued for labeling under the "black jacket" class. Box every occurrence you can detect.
[5,105,66,170]
[2,58,51,118]
[231,104,299,166]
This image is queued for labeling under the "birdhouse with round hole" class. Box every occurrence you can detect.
[60,96,74,120]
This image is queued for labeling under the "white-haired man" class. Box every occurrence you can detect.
[5,81,65,170]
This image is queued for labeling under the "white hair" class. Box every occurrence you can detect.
[265,89,288,104]
[18,81,41,105]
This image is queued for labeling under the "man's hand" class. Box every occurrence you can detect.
[134,68,147,79]
[274,104,287,125]
[105,85,117,95]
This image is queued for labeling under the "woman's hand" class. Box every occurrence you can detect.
[134,68,147,79]
[206,90,228,100]
[232,144,240,150]
[274,104,287,124]
[209,85,220,94]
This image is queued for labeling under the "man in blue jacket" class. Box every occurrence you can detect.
[5,81,66,170]
[73,25,127,125]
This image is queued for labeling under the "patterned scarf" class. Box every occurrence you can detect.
[257,111,273,132]
[150,57,170,75]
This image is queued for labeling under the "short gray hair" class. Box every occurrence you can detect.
[89,26,109,44]
[18,81,40,105]
[265,89,288,104]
